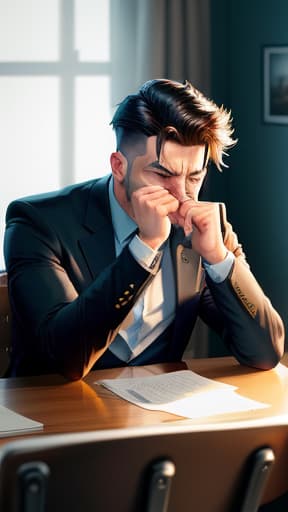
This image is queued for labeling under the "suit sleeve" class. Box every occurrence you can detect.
[4,200,152,380]
[199,204,284,370]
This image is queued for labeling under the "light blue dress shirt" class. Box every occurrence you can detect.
[107,178,234,362]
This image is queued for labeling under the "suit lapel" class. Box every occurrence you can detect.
[169,227,203,360]
[176,245,202,303]
[170,227,202,305]
[79,229,115,279]
[78,176,116,279]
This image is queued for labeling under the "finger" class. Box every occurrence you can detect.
[134,189,179,210]
[184,214,193,236]
[132,185,168,199]
[183,205,217,227]
[182,204,218,236]
[179,200,210,217]
[148,195,179,216]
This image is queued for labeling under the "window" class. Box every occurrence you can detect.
[0,0,114,269]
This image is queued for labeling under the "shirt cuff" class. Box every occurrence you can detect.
[129,235,162,275]
[203,250,235,283]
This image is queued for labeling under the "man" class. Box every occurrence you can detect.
[4,79,284,380]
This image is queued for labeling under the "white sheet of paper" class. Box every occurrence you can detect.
[97,370,268,419]
[99,370,236,404]
[0,405,43,438]
[151,390,268,418]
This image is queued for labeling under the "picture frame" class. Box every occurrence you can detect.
[263,45,288,124]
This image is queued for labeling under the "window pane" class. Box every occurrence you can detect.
[0,0,59,61]
[75,76,114,182]
[0,77,60,269]
[75,0,110,61]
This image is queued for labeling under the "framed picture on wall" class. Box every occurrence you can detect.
[263,45,288,124]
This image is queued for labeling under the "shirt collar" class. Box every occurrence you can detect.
[109,177,137,246]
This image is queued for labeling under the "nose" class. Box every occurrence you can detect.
[167,176,189,202]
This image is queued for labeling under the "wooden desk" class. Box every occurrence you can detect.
[1,354,288,444]
[1,355,288,509]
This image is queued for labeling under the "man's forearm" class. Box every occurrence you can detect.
[205,258,284,369]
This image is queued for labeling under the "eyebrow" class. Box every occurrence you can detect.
[148,161,206,177]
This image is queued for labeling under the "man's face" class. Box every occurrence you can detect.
[125,135,207,205]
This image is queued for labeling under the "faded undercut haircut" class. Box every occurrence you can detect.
[110,79,237,170]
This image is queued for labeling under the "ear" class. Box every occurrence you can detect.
[110,152,128,183]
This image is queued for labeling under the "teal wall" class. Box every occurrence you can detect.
[209,0,288,352]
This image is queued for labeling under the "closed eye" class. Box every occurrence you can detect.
[154,172,171,179]
[188,168,207,184]
[145,168,172,179]
[188,176,203,184]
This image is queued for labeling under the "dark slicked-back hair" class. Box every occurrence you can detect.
[111,79,237,170]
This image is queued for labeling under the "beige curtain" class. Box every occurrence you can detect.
[110,0,211,105]
[110,0,210,357]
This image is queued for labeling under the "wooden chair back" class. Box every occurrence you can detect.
[0,422,288,511]
[0,272,11,376]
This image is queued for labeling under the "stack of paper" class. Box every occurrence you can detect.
[97,370,268,419]
[0,405,43,438]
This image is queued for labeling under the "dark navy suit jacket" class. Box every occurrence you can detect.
[4,176,284,380]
